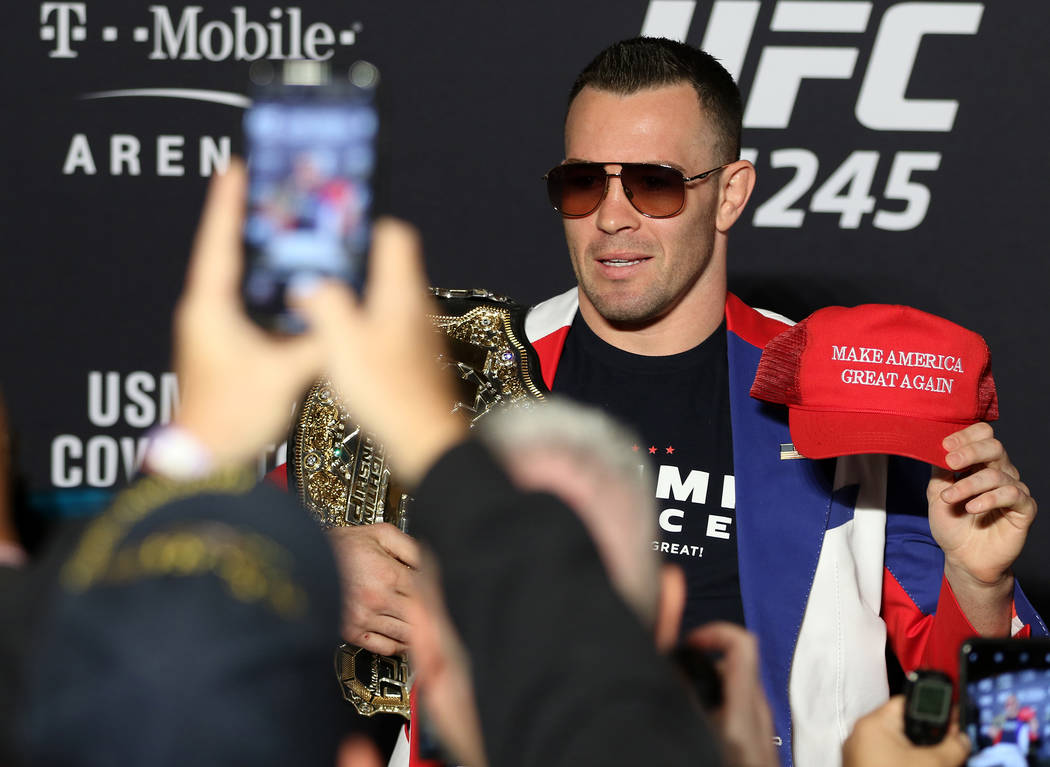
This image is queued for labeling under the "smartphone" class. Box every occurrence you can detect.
[960,637,1050,766]
[242,60,379,333]
[903,669,953,745]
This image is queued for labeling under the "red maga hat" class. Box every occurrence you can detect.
[750,304,998,469]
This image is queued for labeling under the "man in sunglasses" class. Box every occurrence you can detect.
[521,37,1043,767]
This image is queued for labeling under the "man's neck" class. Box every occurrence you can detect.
[577,282,727,356]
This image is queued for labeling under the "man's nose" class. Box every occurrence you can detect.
[595,173,642,234]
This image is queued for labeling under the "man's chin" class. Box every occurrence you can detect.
[579,280,676,328]
[591,299,668,329]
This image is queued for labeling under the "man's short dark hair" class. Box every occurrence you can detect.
[568,37,743,163]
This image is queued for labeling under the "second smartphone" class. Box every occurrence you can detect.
[242,61,380,333]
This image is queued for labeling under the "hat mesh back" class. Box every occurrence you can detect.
[978,367,999,420]
[750,322,806,405]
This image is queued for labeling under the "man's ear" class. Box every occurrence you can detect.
[654,563,687,652]
[715,159,756,233]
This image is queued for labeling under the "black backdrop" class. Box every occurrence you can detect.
[4,0,1049,615]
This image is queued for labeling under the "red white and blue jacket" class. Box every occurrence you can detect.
[523,287,1047,767]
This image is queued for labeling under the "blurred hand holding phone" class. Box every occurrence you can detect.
[242,59,380,333]
[961,638,1050,767]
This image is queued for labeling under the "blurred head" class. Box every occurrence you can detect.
[409,398,686,766]
[17,482,345,767]
[479,398,683,640]
[1004,694,1020,718]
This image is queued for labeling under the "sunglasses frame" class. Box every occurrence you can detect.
[543,161,730,219]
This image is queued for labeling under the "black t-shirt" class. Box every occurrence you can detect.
[551,315,744,630]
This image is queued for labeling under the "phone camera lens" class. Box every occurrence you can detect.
[250,60,275,86]
[349,60,379,89]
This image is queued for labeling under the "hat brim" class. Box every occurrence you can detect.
[788,408,972,469]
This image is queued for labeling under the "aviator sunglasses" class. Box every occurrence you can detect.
[544,161,729,218]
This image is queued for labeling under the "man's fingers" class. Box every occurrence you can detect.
[687,620,752,644]
[942,422,994,452]
[943,423,1020,480]
[344,604,412,652]
[372,522,422,569]
[185,161,247,300]
[686,621,756,659]
[940,467,1033,513]
[935,730,971,766]
[355,584,415,625]
[873,694,905,722]
[964,484,1036,519]
[273,331,326,387]
[289,278,362,345]
[364,218,428,310]
[946,437,1012,474]
[928,466,954,495]
[846,696,971,767]
[686,622,776,767]
[381,592,419,624]
[363,613,413,646]
[944,467,1008,503]
[685,622,762,703]
[290,218,427,334]
[351,629,408,657]
[265,313,327,390]
[393,564,419,598]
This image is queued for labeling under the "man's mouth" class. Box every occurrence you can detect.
[598,256,650,268]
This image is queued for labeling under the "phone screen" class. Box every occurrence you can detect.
[961,638,1050,766]
[242,73,377,332]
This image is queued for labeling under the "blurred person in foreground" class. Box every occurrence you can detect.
[384,397,774,767]
[13,166,345,767]
[0,387,30,763]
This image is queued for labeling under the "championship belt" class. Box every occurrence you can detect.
[288,288,548,717]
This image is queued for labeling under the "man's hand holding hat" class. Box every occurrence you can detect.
[751,304,1036,636]
[929,421,1035,635]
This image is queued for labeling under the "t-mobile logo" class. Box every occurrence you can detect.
[37,4,363,62]
[640,0,984,132]
[40,2,87,58]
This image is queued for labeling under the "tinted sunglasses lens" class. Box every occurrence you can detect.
[621,165,685,217]
[547,165,606,216]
